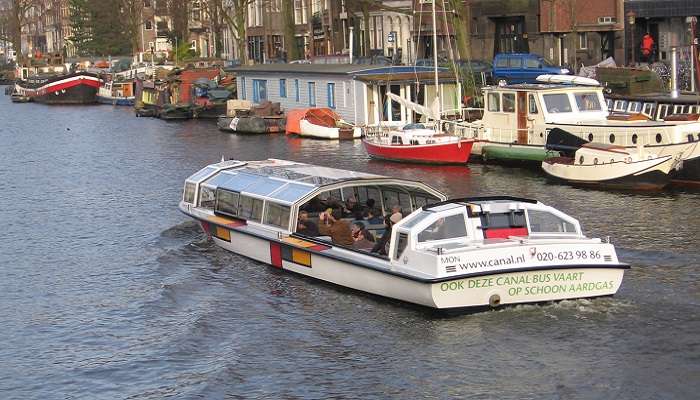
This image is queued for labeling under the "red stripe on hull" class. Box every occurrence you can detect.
[363,139,474,164]
[29,78,100,97]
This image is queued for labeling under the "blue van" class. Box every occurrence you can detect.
[492,53,570,84]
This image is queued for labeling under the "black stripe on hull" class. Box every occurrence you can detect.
[34,84,97,104]
[672,155,700,183]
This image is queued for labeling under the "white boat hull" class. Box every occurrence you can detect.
[299,119,362,139]
[186,206,627,311]
[542,155,677,189]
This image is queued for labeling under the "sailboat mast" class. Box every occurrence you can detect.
[431,0,440,119]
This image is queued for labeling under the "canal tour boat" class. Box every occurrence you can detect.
[454,75,700,182]
[14,71,101,104]
[179,158,628,311]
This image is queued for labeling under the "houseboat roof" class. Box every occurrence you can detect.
[485,83,602,92]
[230,63,448,77]
[187,158,445,206]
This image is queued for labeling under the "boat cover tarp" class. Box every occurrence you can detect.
[545,128,589,156]
[285,108,339,135]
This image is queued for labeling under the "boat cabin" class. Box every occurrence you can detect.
[181,159,446,241]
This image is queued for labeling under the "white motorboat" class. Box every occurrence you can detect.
[542,144,679,190]
[179,158,629,311]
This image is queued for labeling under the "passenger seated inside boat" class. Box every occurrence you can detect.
[371,215,394,255]
[351,222,375,251]
[366,207,383,225]
[318,208,354,246]
[297,210,320,236]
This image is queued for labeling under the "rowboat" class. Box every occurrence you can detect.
[286,108,361,139]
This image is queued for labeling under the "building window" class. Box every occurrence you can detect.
[294,79,299,102]
[144,0,151,7]
[252,79,267,103]
[294,0,307,24]
[280,79,287,98]
[240,77,246,100]
[308,82,316,106]
[578,32,587,50]
[327,83,335,108]
[145,20,153,30]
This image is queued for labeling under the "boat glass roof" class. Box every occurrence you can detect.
[187,166,217,182]
[196,159,443,205]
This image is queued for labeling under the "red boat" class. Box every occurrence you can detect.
[362,125,474,164]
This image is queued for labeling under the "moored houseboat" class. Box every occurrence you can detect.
[179,158,629,311]
[97,79,135,106]
[454,76,700,182]
[14,71,101,104]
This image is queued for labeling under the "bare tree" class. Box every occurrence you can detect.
[0,0,40,62]
[119,0,144,54]
[215,0,260,63]
[445,0,470,60]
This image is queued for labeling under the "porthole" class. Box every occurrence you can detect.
[609,134,615,143]
[632,134,638,144]
[656,133,662,143]
[540,132,543,137]
[588,133,593,142]
[594,158,599,165]
[610,159,615,163]
[579,155,584,164]
[688,134,695,143]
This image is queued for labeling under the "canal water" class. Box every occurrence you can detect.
[0,91,698,399]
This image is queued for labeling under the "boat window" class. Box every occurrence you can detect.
[609,134,615,143]
[215,172,263,192]
[605,99,613,110]
[356,186,380,208]
[401,210,431,229]
[488,92,500,112]
[574,92,601,111]
[628,101,641,113]
[399,192,411,210]
[656,133,662,143]
[417,214,467,242]
[543,94,572,113]
[263,202,291,229]
[480,211,526,228]
[527,210,576,234]
[391,135,403,144]
[579,155,584,164]
[215,189,240,217]
[632,134,638,144]
[383,189,400,213]
[243,178,286,197]
[187,166,217,182]
[674,105,684,114]
[613,100,627,112]
[658,104,669,119]
[199,186,216,209]
[502,93,515,112]
[642,103,654,117]
[413,193,438,209]
[528,94,538,114]
[183,182,196,203]
[270,182,314,203]
[394,232,409,260]
[588,133,594,142]
[238,195,264,222]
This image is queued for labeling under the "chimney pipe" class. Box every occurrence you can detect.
[671,47,679,98]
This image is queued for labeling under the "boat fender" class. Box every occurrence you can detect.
[489,294,501,308]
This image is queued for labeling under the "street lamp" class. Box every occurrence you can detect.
[627,10,637,65]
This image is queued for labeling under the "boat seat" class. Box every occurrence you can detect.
[484,227,529,239]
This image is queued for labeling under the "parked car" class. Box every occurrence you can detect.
[492,53,569,84]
